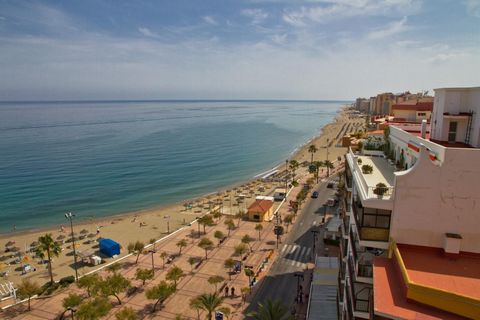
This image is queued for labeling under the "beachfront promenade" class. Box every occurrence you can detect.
[4,211,279,319]
[2,158,345,320]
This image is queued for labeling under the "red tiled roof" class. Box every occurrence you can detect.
[248,199,273,213]
[373,257,468,320]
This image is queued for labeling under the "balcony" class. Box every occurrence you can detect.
[346,266,373,319]
[352,201,390,247]
[345,148,396,207]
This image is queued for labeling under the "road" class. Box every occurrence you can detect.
[246,176,339,315]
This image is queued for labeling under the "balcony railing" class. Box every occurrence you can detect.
[357,263,373,278]
[352,201,390,242]
[347,148,395,200]
[355,288,372,313]
[360,227,390,242]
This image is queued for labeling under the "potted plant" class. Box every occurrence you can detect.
[361,164,373,174]
[373,183,388,198]
[357,158,362,165]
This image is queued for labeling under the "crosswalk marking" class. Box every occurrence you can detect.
[279,244,312,269]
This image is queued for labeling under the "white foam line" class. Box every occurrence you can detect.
[254,166,280,178]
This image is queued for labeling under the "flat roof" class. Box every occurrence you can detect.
[307,257,338,320]
[397,244,480,299]
[373,257,468,319]
[357,155,396,188]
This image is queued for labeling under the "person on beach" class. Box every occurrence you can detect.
[230,287,235,297]
[96,226,100,235]
[225,286,229,297]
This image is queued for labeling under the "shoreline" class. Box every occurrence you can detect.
[0,105,347,239]
[0,104,361,287]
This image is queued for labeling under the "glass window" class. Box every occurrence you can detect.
[377,216,390,228]
[363,215,376,227]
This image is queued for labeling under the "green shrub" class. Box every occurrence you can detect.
[39,281,60,296]
[59,276,75,287]
[361,164,373,174]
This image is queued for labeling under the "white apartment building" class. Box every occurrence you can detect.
[338,87,480,319]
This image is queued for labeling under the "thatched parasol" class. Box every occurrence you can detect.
[79,229,89,235]
[30,241,38,247]
[87,233,96,239]
[10,246,20,252]
[5,241,15,247]
[56,235,66,240]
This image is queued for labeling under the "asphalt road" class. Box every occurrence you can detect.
[246,176,338,314]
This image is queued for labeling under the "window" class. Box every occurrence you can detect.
[253,214,260,221]
[417,112,426,116]
[448,121,457,142]
[361,208,391,229]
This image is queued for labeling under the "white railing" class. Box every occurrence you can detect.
[347,148,394,200]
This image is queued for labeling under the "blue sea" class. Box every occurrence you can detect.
[0,100,345,233]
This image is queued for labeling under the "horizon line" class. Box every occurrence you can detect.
[0,98,354,104]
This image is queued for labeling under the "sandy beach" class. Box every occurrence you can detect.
[0,106,363,288]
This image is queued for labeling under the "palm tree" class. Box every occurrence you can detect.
[198,215,214,234]
[324,160,334,177]
[196,292,224,320]
[288,160,299,184]
[308,144,318,164]
[314,160,324,183]
[127,241,145,264]
[255,223,263,241]
[198,237,214,260]
[160,251,168,269]
[35,233,61,284]
[247,299,292,320]
[176,239,187,256]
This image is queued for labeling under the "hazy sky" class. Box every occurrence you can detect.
[0,0,479,100]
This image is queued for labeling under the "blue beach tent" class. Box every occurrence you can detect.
[99,238,120,257]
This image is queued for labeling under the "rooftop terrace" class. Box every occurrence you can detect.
[347,149,397,200]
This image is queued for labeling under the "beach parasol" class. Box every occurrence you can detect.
[9,246,20,252]
[5,241,15,247]
[0,255,8,261]
[87,233,96,239]
[30,241,38,247]
[56,235,66,240]
[79,229,89,235]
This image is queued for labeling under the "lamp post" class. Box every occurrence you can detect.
[326,138,330,177]
[148,249,156,275]
[311,230,319,260]
[164,215,171,234]
[294,273,304,303]
[65,212,78,282]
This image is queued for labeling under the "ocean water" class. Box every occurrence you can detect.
[0,100,345,233]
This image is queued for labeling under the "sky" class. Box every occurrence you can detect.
[0,0,479,100]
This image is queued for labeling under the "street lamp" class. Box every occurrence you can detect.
[65,212,78,282]
[311,230,319,260]
[148,249,156,275]
[294,273,304,303]
[164,215,171,234]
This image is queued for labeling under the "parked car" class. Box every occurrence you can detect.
[311,191,319,198]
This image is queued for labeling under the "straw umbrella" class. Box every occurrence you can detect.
[30,241,38,247]
[10,246,20,253]
[80,229,88,235]
[5,241,15,248]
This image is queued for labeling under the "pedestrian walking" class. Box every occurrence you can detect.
[225,285,229,297]
[231,287,235,297]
